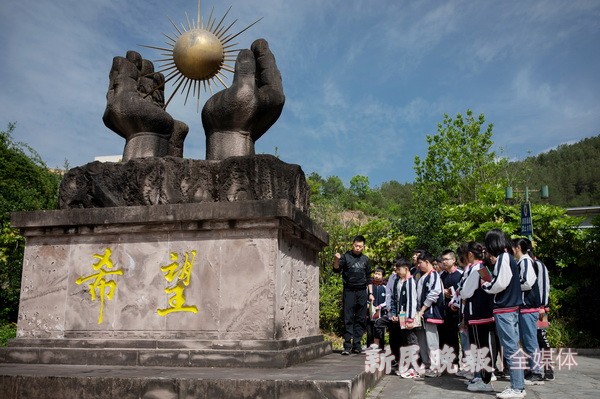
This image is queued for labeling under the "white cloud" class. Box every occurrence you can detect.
[511,69,553,108]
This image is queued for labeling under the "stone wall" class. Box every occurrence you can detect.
[12,200,326,344]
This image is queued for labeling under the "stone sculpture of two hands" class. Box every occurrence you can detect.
[102,39,285,161]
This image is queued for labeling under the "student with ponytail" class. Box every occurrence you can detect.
[460,241,495,392]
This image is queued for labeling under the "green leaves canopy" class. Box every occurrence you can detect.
[0,123,61,321]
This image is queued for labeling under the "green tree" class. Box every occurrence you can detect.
[0,123,61,321]
[414,110,505,204]
[360,218,409,267]
[378,180,414,218]
[322,175,345,199]
[306,172,324,202]
[349,175,370,199]
[407,110,508,253]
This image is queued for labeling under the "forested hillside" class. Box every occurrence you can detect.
[508,135,600,207]
[308,134,600,217]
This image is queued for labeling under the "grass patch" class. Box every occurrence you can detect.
[0,322,16,347]
[322,332,344,350]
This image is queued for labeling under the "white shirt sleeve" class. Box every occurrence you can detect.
[520,256,536,291]
[423,272,442,307]
[384,274,394,309]
[484,253,513,295]
[461,264,481,300]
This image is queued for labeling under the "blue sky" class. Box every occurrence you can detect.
[1,0,599,187]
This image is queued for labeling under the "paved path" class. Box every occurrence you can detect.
[367,354,600,399]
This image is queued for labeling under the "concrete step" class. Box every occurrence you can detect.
[0,352,383,399]
[0,340,332,369]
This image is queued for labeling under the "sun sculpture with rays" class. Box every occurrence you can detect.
[103,2,284,162]
[142,3,261,109]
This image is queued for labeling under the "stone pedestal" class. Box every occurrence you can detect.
[0,353,384,399]
[3,200,330,368]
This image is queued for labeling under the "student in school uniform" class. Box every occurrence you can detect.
[411,249,425,281]
[373,260,401,372]
[453,243,472,378]
[533,254,553,380]
[512,238,545,385]
[438,249,463,372]
[394,260,420,378]
[366,266,388,350]
[482,229,527,399]
[415,251,445,377]
[460,241,496,392]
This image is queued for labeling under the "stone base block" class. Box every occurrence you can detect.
[9,200,328,368]
[0,353,383,399]
[0,336,331,368]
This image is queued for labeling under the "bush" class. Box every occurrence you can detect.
[319,278,343,335]
[1,123,61,323]
[0,322,16,347]
[547,318,600,349]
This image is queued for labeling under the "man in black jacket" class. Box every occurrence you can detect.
[334,235,373,355]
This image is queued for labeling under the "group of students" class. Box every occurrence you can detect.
[333,229,552,399]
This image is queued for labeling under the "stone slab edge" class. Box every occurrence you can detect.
[0,364,382,399]
[0,374,373,399]
[0,352,385,399]
[11,199,328,245]
[0,340,332,369]
[7,335,326,350]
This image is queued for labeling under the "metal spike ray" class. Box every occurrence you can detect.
[168,17,183,36]
[163,74,187,109]
[212,6,232,37]
[181,79,193,105]
[140,0,261,111]
[221,18,262,45]
[185,12,192,30]
[207,7,216,32]
[216,19,237,39]
[214,73,228,90]
[198,0,202,29]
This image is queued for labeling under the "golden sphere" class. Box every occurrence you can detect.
[173,29,224,81]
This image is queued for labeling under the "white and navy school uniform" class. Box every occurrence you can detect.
[461,261,495,325]
[519,254,542,313]
[416,269,445,324]
[396,276,418,322]
[460,260,495,383]
[534,259,550,312]
[483,253,523,314]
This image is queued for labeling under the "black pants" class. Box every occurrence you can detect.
[469,323,494,383]
[439,315,460,365]
[489,325,506,372]
[537,328,553,372]
[366,319,383,348]
[342,288,368,351]
[374,314,406,361]
[398,325,418,348]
